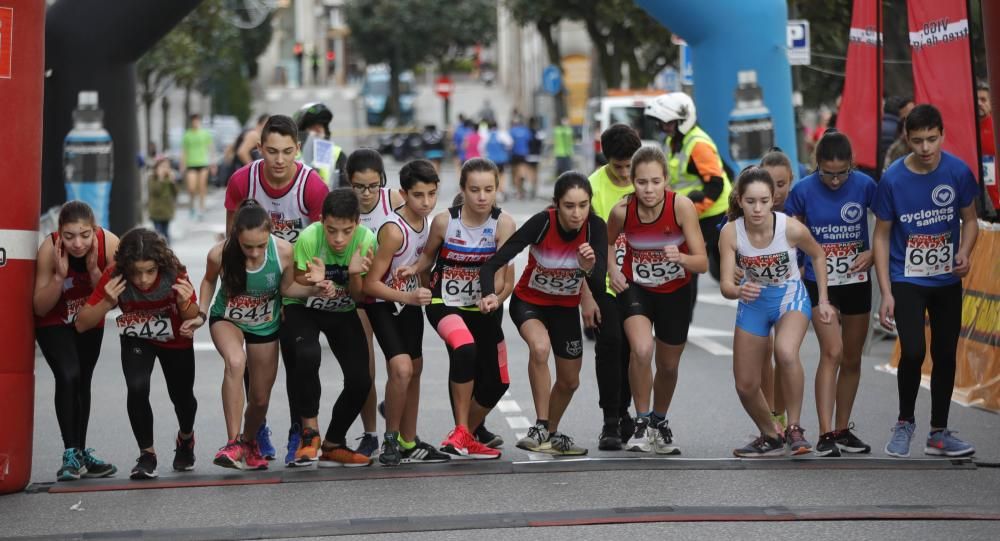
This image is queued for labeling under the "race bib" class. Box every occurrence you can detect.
[528,265,583,296]
[630,249,685,287]
[822,241,867,286]
[442,266,481,306]
[738,251,793,285]
[613,234,626,268]
[62,298,86,325]
[271,218,303,243]
[224,294,275,325]
[116,311,174,342]
[388,274,418,294]
[905,232,953,277]
[306,285,354,312]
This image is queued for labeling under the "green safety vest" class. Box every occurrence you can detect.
[553,125,574,158]
[665,126,731,219]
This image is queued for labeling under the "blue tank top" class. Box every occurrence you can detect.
[485,132,510,164]
[784,171,876,284]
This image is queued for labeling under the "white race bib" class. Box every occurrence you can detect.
[272,218,303,243]
[528,265,583,296]
[904,232,953,277]
[613,234,626,268]
[442,267,481,306]
[224,294,275,325]
[630,249,685,287]
[739,252,793,285]
[822,241,867,286]
[117,312,174,342]
[306,285,355,312]
[389,274,418,294]
[62,298,85,325]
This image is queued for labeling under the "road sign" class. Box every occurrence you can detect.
[680,43,694,86]
[435,76,454,99]
[787,19,810,66]
[657,66,680,92]
[542,64,562,95]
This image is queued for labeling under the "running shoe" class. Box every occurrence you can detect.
[244,440,269,470]
[57,448,85,482]
[651,419,680,455]
[401,439,452,464]
[924,429,975,458]
[356,433,379,458]
[733,434,785,458]
[814,432,841,457]
[295,427,322,465]
[464,435,502,460]
[440,425,472,457]
[379,432,402,467]
[214,439,246,470]
[319,446,373,468]
[81,448,117,478]
[785,424,812,455]
[515,423,550,452]
[130,451,158,480]
[285,424,302,467]
[255,423,276,460]
[474,424,504,449]
[619,413,635,446]
[547,432,588,456]
[625,416,651,453]
[885,420,915,458]
[173,433,196,471]
[834,423,871,454]
[598,423,622,451]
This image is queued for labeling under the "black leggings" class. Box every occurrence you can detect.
[241,307,299,431]
[36,325,104,450]
[892,281,962,428]
[284,304,371,445]
[593,290,631,422]
[689,213,725,316]
[120,337,198,450]
[426,304,510,411]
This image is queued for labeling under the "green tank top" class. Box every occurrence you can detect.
[210,235,282,336]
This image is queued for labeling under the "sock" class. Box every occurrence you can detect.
[366,431,378,438]
[637,411,651,420]
[536,419,550,430]
[396,434,416,450]
[650,412,665,425]
[929,428,945,435]
[898,416,915,425]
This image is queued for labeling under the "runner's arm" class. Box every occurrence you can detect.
[363,223,414,304]
[32,238,63,317]
[479,211,548,297]
[872,218,892,296]
[956,203,979,269]
[674,195,709,274]
[788,218,829,304]
[494,212,518,302]
[718,223,741,300]
[584,213,609,294]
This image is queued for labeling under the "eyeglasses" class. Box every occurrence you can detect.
[351,183,381,194]
[819,169,851,181]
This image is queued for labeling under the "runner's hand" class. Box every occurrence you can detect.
[577,242,596,273]
[663,244,682,263]
[952,253,971,277]
[478,293,499,313]
[733,266,745,286]
[350,245,374,276]
[85,234,102,281]
[738,281,761,303]
[850,250,873,273]
[609,268,629,294]
[816,302,836,324]
[306,257,327,284]
[408,287,432,306]
[172,280,195,302]
[582,295,601,328]
[179,315,204,338]
[394,263,417,281]
[316,280,336,298]
[103,275,126,305]
[879,294,896,332]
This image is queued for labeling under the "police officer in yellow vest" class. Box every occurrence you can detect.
[645,93,731,287]
[294,102,346,188]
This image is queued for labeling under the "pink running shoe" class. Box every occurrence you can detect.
[213,439,245,470]
[440,425,472,458]
[244,440,269,470]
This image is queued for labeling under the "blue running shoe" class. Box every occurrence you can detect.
[285,424,302,467]
[256,423,276,460]
[57,448,85,481]
[885,420,916,458]
[356,433,379,458]
[924,429,975,457]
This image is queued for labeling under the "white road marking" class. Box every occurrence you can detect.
[496,399,521,413]
[686,325,733,356]
[506,416,532,429]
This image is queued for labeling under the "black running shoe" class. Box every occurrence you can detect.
[598,424,622,451]
[130,451,158,480]
[619,414,635,446]
[733,434,785,458]
[81,448,117,478]
[834,423,872,454]
[474,424,504,449]
[379,432,402,467]
[173,433,196,471]
[401,439,451,464]
[814,431,842,457]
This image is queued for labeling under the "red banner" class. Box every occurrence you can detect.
[836,0,883,169]
[908,0,978,178]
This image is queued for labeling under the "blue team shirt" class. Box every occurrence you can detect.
[785,170,877,282]
[510,124,532,157]
[872,151,978,287]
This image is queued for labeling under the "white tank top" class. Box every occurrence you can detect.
[360,187,395,234]
[735,212,800,286]
[377,210,429,301]
[248,160,314,244]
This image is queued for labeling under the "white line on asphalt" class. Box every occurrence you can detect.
[515,432,527,440]
[506,416,532,429]
[496,399,521,413]
[194,342,216,352]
